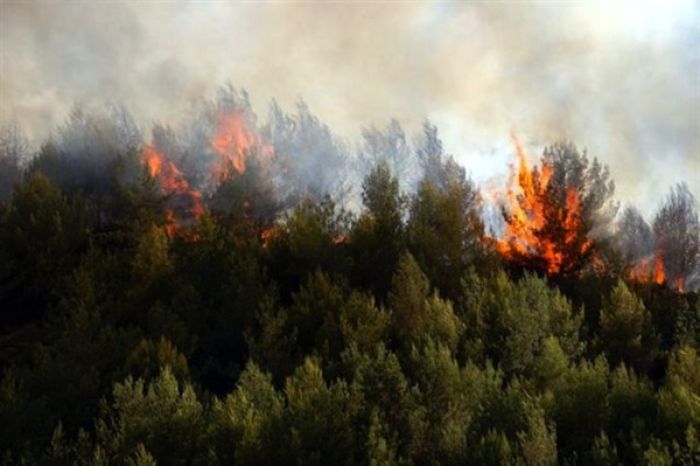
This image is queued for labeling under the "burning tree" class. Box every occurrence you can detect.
[136,87,280,237]
[207,100,276,225]
[652,183,699,292]
[616,206,666,286]
[496,136,616,275]
[616,184,699,292]
[140,141,204,236]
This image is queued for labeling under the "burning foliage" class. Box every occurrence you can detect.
[628,249,666,287]
[140,144,204,236]
[139,95,278,236]
[4,88,697,295]
[652,183,700,292]
[136,113,697,294]
[491,136,698,292]
[618,184,700,292]
[494,134,614,276]
[211,111,274,180]
[1,92,700,466]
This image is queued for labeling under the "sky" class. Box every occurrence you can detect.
[1,1,698,215]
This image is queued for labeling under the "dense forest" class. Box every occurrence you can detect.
[0,88,699,465]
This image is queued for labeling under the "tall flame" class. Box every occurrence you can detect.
[495,133,591,275]
[210,112,273,180]
[140,145,204,236]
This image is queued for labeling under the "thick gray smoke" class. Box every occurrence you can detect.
[1,1,698,211]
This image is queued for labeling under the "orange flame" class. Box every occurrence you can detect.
[627,247,688,292]
[210,112,273,180]
[260,227,276,249]
[654,249,666,284]
[140,145,204,236]
[141,145,190,193]
[629,248,667,286]
[495,133,591,275]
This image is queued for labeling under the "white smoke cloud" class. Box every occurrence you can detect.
[0,1,697,212]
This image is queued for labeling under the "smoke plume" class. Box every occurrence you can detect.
[1,1,698,211]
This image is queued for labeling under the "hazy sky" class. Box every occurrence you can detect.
[1,1,698,213]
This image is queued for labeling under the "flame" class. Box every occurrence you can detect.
[210,112,274,180]
[140,145,204,236]
[626,245,688,292]
[495,133,591,275]
[628,248,665,285]
[654,249,666,284]
[141,145,189,193]
[628,247,681,290]
[260,227,276,249]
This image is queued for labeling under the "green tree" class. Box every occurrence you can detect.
[280,358,358,465]
[96,367,205,465]
[608,365,657,464]
[338,293,390,356]
[461,272,582,377]
[409,342,467,463]
[365,410,402,466]
[170,212,267,393]
[210,362,283,465]
[517,402,558,466]
[0,172,88,312]
[126,444,158,466]
[547,357,610,462]
[125,337,189,382]
[407,177,484,301]
[597,280,656,371]
[388,253,463,353]
[658,345,700,442]
[532,336,570,392]
[266,196,351,298]
[343,344,424,461]
[350,161,405,299]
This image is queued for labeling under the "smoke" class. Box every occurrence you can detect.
[1,1,698,211]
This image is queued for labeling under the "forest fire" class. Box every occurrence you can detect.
[495,134,592,275]
[139,112,276,236]
[627,248,689,292]
[140,145,204,235]
[210,111,274,180]
[141,145,190,193]
[628,249,666,286]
